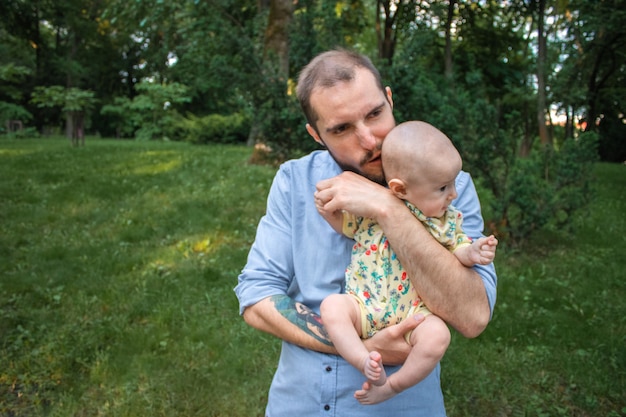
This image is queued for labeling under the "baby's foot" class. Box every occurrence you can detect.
[361,351,387,386]
[354,379,400,405]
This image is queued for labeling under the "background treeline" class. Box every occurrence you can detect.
[1,0,625,244]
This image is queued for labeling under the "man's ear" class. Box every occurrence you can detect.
[306,123,325,147]
[388,178,407,199]
[385,86,394,110]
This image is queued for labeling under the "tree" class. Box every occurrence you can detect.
[263,0,292,78]
[535,0,551,145]
[376,0,419,64]
[552,0,626,160]
[0,63,33,134]
[30,86,96,145]
[444,0,457,80]
[101,80,191,140]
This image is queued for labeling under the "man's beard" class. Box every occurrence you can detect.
[327,146,386,186]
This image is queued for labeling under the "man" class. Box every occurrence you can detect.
[235,49,497,416]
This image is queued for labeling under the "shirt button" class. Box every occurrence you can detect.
[324,404,330,411]
[325,366,332,372]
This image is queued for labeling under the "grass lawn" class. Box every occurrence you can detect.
[1,137,624,416]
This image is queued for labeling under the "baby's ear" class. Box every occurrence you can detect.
[387,178,407,199]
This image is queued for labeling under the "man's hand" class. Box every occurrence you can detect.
[363,314,425,366]
[315,172,401,220]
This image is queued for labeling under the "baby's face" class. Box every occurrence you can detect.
[405,164,460,218]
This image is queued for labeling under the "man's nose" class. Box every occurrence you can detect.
[355,124,377,150]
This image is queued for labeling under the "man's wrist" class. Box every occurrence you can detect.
[374,193,408,225]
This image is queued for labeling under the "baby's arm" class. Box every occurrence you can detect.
[454,235,498,267]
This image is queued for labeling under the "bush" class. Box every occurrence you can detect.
[171,113,250,144]
[10,127,40,139]
[493,132,599,245]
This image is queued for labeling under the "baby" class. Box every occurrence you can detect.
[318,121,498,404]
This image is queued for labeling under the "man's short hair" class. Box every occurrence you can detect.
[296,49,385,131]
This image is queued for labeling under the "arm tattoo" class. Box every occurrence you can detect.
[270,294,332,346]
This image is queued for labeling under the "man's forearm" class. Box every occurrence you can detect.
[242,295,337,353]
[377,203,490,337]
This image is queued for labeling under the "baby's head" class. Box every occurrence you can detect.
[382,121,462,218]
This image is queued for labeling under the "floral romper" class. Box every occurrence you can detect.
[342,202,472,339]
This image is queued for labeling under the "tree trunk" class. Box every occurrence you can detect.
[519,15,534,157]
[444,0,456,80]
[67,111,85,147]
[248,0,293,147]
[536,0,551,145]
[263,0,292,79]
[376,0,397,65]
[66,112,74,143]
[583,32,620,132]
[74,111,85,146]
[564,105,574,140]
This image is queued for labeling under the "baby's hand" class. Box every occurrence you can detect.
[315,194,344,234]
[473,235,498,265]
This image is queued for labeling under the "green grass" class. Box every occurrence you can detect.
[1,138,624,416]
[0,138,279,416]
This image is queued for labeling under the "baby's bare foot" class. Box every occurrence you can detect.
[354,379,400,405]
[361,351,387,386]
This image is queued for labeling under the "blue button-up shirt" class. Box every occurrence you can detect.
[235,150,497,417]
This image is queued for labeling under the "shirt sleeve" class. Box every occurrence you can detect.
[234,163,295,315]
[453,171,498,318]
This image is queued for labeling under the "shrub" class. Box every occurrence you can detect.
[493,132,598,245]
[171,112,250,144]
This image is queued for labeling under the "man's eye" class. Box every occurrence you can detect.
[369,109,382,118]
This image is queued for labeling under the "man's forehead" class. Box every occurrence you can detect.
[310,72,385,119]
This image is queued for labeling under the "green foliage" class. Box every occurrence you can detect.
[166,0,263,116]
[0,63,32,101]
[551,132,599,217]
[0,0,623,162]
[492,132,599,245]
[0,102,33,126]
[29,86,97,141]
[249,68,320,159]
[290,0,373,73]
[0,63,33,133]
[30,86,97,113]
[170,112,250,145]
[100,81,191,140]
[553,0,626,160]
[100,97,139,138]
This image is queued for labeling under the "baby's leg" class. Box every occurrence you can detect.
[355,314,450,405]
[320,294,387,385]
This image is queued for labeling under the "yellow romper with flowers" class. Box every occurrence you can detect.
[342,202,472,339]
